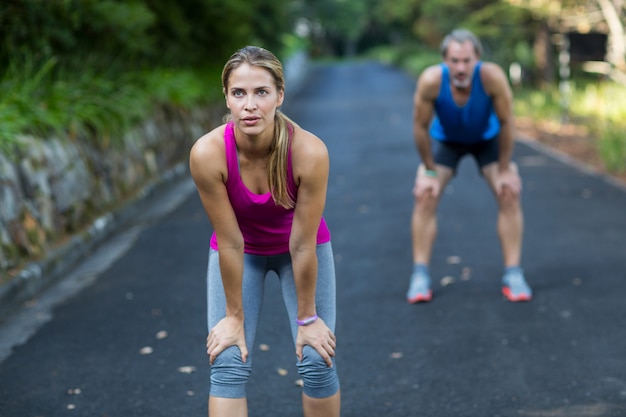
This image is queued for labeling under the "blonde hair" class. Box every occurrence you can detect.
[222,45,295,209]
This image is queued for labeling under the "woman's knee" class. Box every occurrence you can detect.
[210,346,252,398]
[296,346,340,399]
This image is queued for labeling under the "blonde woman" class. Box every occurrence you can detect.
[190,46,340,417]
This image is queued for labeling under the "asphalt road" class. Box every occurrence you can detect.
[1,61,626,417]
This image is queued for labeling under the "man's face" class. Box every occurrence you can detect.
[443,40,479,89]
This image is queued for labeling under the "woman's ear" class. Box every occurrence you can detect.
[277,89,285,107]
[223,88,230,109]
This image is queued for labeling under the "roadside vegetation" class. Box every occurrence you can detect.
[0,0,291,153]
[514,80,626,173]
[0,58,223,153]
[1,0,624,174]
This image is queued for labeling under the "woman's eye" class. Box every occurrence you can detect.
[233,90,244,97]
[258,90,268,96]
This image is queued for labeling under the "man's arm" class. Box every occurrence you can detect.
[412,66,441,172]
[482,63,515,172]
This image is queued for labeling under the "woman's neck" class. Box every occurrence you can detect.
[234,126,274,159]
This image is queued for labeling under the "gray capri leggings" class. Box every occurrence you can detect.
[207,242,339,399]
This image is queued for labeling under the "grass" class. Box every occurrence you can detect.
[515,81,626,174]
[0,57,223,155]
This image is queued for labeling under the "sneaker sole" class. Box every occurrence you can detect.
[407,291,433,304]
[502,287,532,302]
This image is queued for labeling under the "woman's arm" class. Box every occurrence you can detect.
[289,127,336,366]
[189,127,249,363]
[289,127,329,321]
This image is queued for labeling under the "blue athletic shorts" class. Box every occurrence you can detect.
[432,138,499,171]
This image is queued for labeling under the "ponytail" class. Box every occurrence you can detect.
[268,110,296,209]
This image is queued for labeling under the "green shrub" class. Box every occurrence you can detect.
[0,56,222,153]
[597,120,626,174]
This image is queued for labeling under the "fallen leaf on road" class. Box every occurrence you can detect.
[440,276,455,286]
[156,330,168,340]
[259,344,270,351]
[461,267,471,281]
[295,379,304,387]
[139,346,153,355]
[178,366,196,374]
[277,368,288,376]
[67,404,76,410]
[67,388,81,395]
[390,352,403,359]
[447,256,461,264]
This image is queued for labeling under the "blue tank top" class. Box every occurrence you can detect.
[429,62,500,144]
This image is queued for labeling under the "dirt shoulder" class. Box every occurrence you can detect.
[515,117,626,187]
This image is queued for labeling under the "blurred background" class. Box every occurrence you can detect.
[1,0,625,294]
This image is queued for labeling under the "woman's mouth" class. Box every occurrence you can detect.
[242,117,260,126]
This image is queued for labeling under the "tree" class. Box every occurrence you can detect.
[506,0,626,84]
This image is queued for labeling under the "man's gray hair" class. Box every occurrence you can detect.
[440,29,483,58]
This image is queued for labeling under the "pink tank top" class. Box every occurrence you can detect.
[209,122,330,255]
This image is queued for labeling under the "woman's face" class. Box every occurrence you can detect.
[225,63,284,136]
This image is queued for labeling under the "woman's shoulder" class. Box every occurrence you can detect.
[191,124,227,157]
[290,122,328,158]
[189,124,229,180]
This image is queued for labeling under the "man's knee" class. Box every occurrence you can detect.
[210,346,252,398]
[296,346,340,399]
[497,186,521,210]
[414,190,439,213]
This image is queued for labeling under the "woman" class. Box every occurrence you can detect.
[189,46,341,417]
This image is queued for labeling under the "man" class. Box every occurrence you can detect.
[407,29,532,303]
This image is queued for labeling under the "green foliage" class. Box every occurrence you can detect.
[598,122,626,173]
[281,34,311,60]
[143,66,223,108]
[0,0,158,69]
[0,0,299,153]
[514,80,626,174]
[0,0,292,70]
[513,87,563,120]
[0,55,223,152]
[573,82,626,173]
[366,44,440,75]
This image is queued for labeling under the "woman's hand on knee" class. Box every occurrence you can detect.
[296,318,336,367]
[207,316,248,364]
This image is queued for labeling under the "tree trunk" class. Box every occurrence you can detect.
[596,0,626,70]
[534,21,554,85]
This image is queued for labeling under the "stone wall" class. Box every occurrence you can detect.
[0,52,308,319]
[0,104,222,282]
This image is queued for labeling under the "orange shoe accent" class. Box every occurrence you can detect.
[502,287,532,302]
[407,291,433,304]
